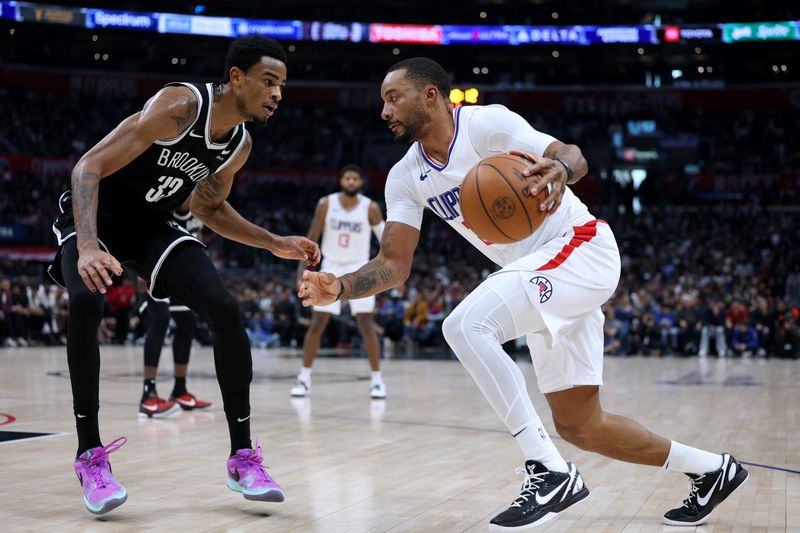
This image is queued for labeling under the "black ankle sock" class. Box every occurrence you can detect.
[227,414,252,456]
[172,376,187,397]
[142,378,157,401]
[76,415,102,457]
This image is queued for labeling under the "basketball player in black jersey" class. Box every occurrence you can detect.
[49,36,319,515]
[137,196,212,419]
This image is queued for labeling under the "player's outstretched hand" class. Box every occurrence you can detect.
[270,236,321,266]
[298,270,339,307]
[510,149,568,215]
[77,246,123,294]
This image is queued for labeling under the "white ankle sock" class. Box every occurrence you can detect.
[299,367,312,382]
[664,440,723,475]
[371,371,382,385]
[513,417,569,473]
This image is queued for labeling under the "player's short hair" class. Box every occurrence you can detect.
[339,163,364,179]
[387,57,451,99]
[223,36,287,83]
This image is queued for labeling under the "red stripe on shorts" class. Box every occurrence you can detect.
[535,219,606,271]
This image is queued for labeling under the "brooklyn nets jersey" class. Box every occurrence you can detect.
[321,193,373,263]
[97,82,247,222]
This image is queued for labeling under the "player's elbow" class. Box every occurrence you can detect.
[390,260,412,287]
[189,195,216,221]
[572,145,589,179]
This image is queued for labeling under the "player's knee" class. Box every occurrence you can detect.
[311,313,329,329]
[441,311,464,346]
[204,291,240,323]
[68,287,104,321]
[149,315,170,331]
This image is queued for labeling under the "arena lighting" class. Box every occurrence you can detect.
[449,88,465,105]
[449,88,480,105]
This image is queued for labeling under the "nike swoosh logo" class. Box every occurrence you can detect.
[189,131,204,138]
[419,172,430,181]
[535,477,571,505]
[76,414,87,418]
[511,427,526,438]
[237,416,250,422]
[179,398,196,407]
[697,472,723,506]
[141,404,159,411]
[229,468,240,481]
[221,149,231,155]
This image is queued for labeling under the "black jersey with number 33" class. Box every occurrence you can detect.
[96,82,247,222]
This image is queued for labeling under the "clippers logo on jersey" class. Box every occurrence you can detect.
[529,276,553,303]
[329,218,364,233]
[321,193,374,262]
[426,185,461,221]
[156,148,211,182]
[145,175,185,202]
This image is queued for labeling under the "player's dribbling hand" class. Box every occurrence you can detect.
[269,236,321,266]
[298,270,339,307]
[510,149,568,215]
[77,246,123,294]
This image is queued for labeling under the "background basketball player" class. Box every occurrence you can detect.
[291,164,387,399]
[299,58,748,530]
[48,36,319,515]
[137,197,211,418]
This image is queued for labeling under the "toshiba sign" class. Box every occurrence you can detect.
[369,24,443,44]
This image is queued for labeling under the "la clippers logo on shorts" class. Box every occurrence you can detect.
[529,276,553,303]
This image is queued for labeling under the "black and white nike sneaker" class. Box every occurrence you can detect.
[663,453,749,526]
[489,461,589,530]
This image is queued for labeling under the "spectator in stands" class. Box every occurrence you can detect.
[700,297,727,357]
[10,281,30,346]
[730,321,759,357]
[105,277,136,345]
[675,293,703,356]
[603,305,623,355]
[750,297,773,357]
[246,310,280,348]
[376,288,406,343]
[271,290,298,347]
[0,278,15,347]
[656,304,678,354]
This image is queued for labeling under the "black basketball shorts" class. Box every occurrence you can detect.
[48,191,204,300]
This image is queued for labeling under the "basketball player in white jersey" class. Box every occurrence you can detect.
[299,58,748,529]
[291,164,387,399]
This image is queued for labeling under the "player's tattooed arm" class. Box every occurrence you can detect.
[338,221,419,299]
[71,170,100,250]
[193,133,252,210]
[168,92,198,136]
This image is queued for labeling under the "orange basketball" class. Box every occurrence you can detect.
[459,154,548,244]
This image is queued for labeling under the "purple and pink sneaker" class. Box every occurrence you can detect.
[226,440,285,502]
[73,436,128,515]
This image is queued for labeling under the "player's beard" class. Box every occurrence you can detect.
[342,188,359,197]
[237,94,268,126]
[394,102,428,144]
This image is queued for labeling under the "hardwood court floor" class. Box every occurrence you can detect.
[0,346,798,532]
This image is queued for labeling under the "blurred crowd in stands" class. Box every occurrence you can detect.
[1,86,799,358]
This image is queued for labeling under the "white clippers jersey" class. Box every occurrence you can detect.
[385,104,592,268]
[321,192,373,263]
